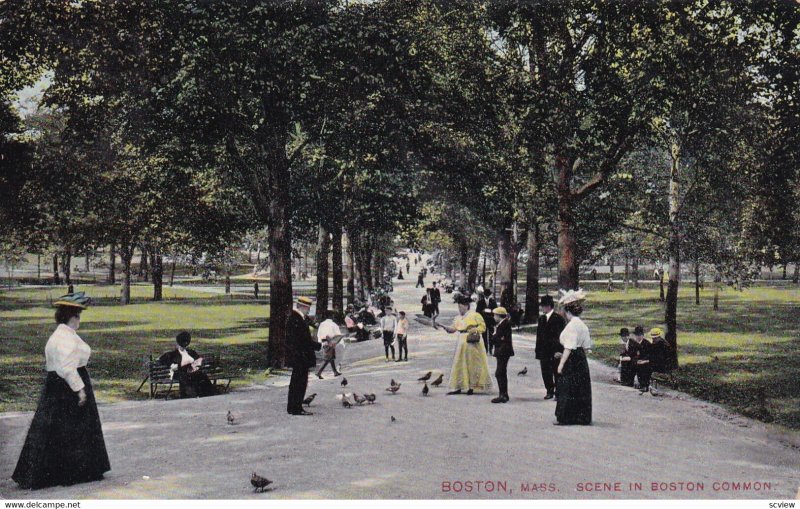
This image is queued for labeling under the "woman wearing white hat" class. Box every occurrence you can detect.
[555,289,593,425]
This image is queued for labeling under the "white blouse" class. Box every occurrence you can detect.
[559,316,593,350]
[45,324,91,392]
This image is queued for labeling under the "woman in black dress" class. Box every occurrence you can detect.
[13,292,111,489]
[158,331,216,398]
[555,290,593,425]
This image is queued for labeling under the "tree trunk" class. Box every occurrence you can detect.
[85,251,90,272]
[659,263,665,302]
[481,253,487,286]
[497,228,515,308]
[624,255,630,292]
[108,244,116,284]
[664,141,681,370]
[713,273,720,311]
[332,224,344,314]
[225,273,231,295]
[695,258,700,306]
[121,245,133,305]
[632,256,639,289]
[37,254,41,281]
[523,221,540,324]
[169,256,177,287]
[266,140,293,369]
[52,253,61,285]
[140,247,149,282]
[607,257,614,292]
[346,232,355,303]
[364,243,374,293]
[557,156,580,290]
[316,222,330,317]
[459,244,469,291]
[793,264,799,284]
[152,252,163,301]
[782,263,787,280]
[467,246,480,294]
[63,250,72,286]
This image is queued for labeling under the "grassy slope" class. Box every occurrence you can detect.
[0,285,270,412]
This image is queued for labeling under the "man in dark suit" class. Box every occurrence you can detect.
[430,281,441,319]
[535,295,566,400]
[476,288,498,354]
[286,296,322,415]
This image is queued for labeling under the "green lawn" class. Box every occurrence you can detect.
[581,285,800,429]
[0,284,271,412]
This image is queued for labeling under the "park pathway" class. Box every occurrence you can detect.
[1,253,799,499]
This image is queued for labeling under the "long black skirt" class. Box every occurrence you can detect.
[12,367,111,490]
[555,348,592,425]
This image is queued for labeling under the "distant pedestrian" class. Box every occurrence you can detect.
[398,268,404,279]
[254,282,259,299]
[430,281,441,319]
[396,311,409,362]
[416,271,425,288]
[380,307,398,361]
[476,288,497,354]
[316,311,342,379]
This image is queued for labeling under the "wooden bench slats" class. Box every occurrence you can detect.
[138,353,239,399]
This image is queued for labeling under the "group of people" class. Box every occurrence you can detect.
[420,281,441,319]
[435,289,593,425]
[617,325,672,393]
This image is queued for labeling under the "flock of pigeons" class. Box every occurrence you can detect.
[237,367,531,493]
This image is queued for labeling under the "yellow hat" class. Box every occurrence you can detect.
[492,307,508,316]
[649,327,664,339]
[296,296,313,307]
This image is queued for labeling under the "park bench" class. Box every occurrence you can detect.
[137,353,239,399]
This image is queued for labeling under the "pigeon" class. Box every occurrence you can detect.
[353,393,366,405]
[430,374,444,387]
[364,393,376,404]
[227,410,236,425]
[386,384,401,394]
[390,378,399,387]
[391,415,396,422]
[337,392,353,408]
[422,383,429,396]
[341,377,348,387]
[251,472,273,492]
[417,371,432,382]
[518,366,528,376]
[303,393,317,406]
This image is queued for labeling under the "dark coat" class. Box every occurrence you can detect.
[431,288,441,304]
[476,296,498,328]
[285,311,322,369]
[535,311,566,360]
[492,318,514,358]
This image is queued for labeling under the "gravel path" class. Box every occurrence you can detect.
[1,255,799,499]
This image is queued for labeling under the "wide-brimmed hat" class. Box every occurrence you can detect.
[53,291,91,309]
[453,293,472,305]
[296,296,313,307]
[649,327,664,339]
[492,306,508,316]
[176,331,191,347]
[558,289,587,305]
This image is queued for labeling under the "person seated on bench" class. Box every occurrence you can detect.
[158,331,216,398]
[647,327,671,374]
[617,327,636,386]
[630,326,652,392]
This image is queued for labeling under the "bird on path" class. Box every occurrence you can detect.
[353,393,366,405]
[422,383,429,396]
[227,410,237,425]
[337,392,353,408]
[364,393,376,404]
[386,384,401,394]
[303,393,317,406]
[518,366,528,376]
[390,378,399,387]
[430,374,444,387]
[417,371,432,382]
[391,415,396,422]
[251,472,273,493]
[341,377,348,387]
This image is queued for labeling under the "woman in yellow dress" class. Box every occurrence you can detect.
[439,293,493,395]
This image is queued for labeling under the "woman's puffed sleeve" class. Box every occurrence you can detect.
[52,337,85,392]
[470,312,486,334]
[560,324,578,350]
